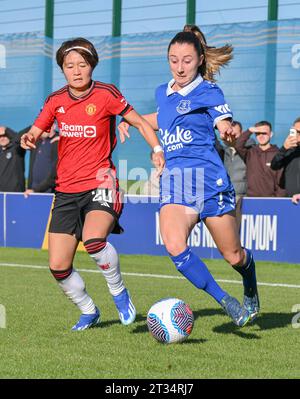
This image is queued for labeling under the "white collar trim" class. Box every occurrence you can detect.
[166,74,203,96]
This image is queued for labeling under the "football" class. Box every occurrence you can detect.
[147,298,194,343]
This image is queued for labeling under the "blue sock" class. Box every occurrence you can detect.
[170,247,227,304]
[232,248,257,297]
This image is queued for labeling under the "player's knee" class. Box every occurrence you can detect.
[223,248,244,266]
[49,258,73,271]
[83,238,107,255]
[164,238,186,257]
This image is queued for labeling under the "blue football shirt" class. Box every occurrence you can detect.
[156,74,234,198]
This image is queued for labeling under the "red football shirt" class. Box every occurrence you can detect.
[34,80,133,193]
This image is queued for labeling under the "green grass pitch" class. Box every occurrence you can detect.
[0,247,299,379]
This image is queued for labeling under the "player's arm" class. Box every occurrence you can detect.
[21,95,56,150]
[142,113,159,130]
[122,109,164,175]
[122,109,160,148]
[118,112,158,143]
[206,93,234,144]
[20,125,44,150]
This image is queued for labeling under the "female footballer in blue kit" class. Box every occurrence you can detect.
[119,25,259,327]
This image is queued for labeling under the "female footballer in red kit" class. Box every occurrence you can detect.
[20,38,165,331]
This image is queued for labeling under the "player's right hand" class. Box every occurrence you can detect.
[20,133,36,149]
[117,121,130,143]
[153,151,165,177]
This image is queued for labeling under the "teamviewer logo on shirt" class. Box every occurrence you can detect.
[60,122,97,138]
[84,126,96,138]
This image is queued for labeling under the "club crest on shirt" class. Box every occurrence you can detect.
[6,152,12,160]
[86,103,97,116]
[176,100,191,114]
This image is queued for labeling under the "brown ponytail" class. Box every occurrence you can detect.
[183,24,233,82]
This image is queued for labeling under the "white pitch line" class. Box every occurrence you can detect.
[0,262,300,289]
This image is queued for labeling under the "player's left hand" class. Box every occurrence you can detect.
[153,151,165,176]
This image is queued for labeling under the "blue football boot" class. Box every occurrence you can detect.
[243,293,260,322]
[242,251,260,321]
[113,289,136,325]
[71,307,100,331]
[221,294,250,327]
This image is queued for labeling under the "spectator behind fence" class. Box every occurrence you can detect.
[270,117,300,197]
[24,123,59,198]
[234,120,285,197]
[224,121,255,200]
[223,121,255,230]
[0,126,26,192]
[143,150,160,196]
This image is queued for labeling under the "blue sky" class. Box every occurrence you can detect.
[0,0,300,39]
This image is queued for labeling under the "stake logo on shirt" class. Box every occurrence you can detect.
[60,122,96,138]
[160,125,193,152]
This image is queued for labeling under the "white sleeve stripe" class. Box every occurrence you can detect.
[213,114,233,127]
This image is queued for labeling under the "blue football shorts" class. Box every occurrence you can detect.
[159,166,236,219]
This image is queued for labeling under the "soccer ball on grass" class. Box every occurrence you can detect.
[147,298,194,343]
